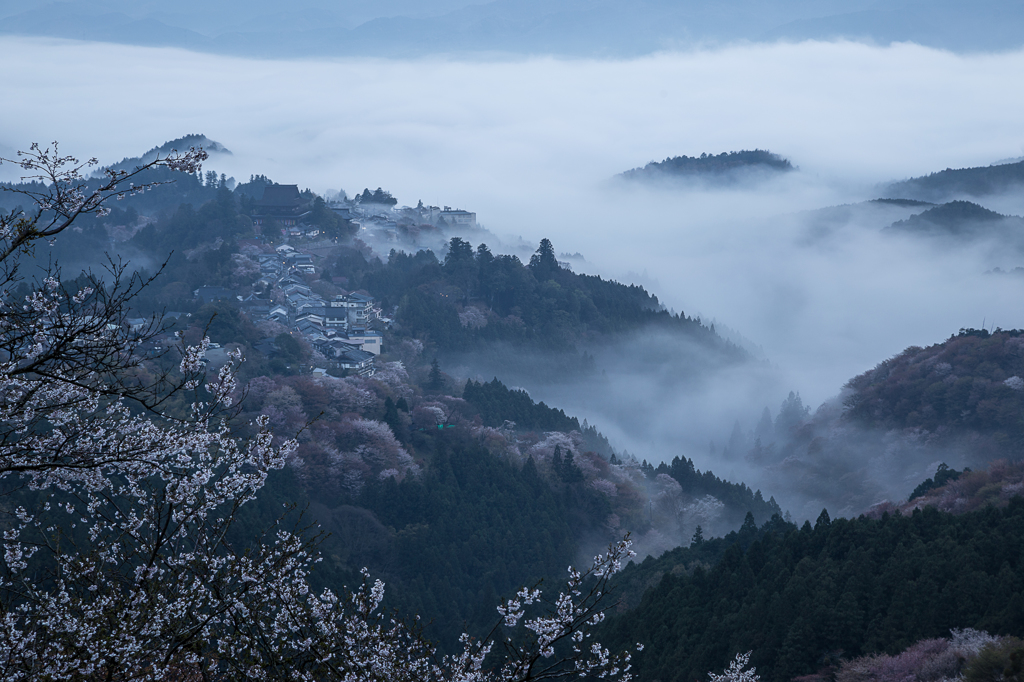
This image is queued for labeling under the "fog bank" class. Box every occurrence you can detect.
[5,37,1024,505]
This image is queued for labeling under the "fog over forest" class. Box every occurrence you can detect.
[4,36,1024,512]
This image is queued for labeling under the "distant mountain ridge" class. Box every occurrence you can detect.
[843,328,1024,448]
[885,200,1024,239]
[2,0,1022,57]
[883,159,1024,203]
[618,150,794,184]
[103,134,231,174]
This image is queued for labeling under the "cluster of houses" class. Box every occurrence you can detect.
[334,197,476,243]
[246,181,477,244]
[177,183,481,377]
[193,241,384,376]
[270,279,383,378]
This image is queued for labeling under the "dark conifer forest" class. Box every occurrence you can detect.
[603,501,1024,682]
[619,150,794,183]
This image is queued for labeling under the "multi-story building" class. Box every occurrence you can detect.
[439,207,476,229]
[251,185,311,228]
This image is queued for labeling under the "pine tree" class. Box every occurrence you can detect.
[529,238,559,281]
[691,525,705,547]
[428,358,444,391]
[383,396,401,436]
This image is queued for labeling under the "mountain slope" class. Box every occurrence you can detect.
[884,160,1024,203]
[602,500,1024,682]
[618,150,794,185]
[843,328,1024,448]
[710,329,1024,522]
[883,201,1024,248]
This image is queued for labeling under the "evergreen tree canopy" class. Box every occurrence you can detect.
[604,500,1024,682]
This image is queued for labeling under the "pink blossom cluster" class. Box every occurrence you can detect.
[837,629,1000,682]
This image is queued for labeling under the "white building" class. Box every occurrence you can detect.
[346,330,383,355]
[439,207,476,229]
[328,293,379,327]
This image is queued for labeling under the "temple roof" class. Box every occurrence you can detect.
[256,184,306,208]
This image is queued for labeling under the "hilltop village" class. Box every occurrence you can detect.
[173,181,478,378]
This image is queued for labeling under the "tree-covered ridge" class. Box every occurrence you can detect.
[354,237,741,358]
[103,134,232,173]
[608,511,792,611]
[464,378,579,432]
[462,377,612,455]
[355,187,397,206]
[844,329,1024,451]
[884,160,1024,203]
[885,201,1024,239]
[908,462,966,501]
[619,150,794,182]
[716,331,1024,518]
[645,456,782,529]
[603,500,1024,682]
[873,459,1024,518]
[352,428,607,650]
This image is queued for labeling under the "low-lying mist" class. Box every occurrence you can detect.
[5,36,1024,519]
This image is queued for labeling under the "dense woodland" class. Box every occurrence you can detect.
[885,201,1024,241]
[884,160,1024,203]
[231,428,601,653]
[223,365,785,652]
[603,501,1024,682]
[361,237,738,360]
[844,329,1024,453]
[462,377,613,454]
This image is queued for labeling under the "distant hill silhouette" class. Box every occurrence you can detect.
[837,328,1024,460]
[618,150,794,184]
[2,0,1023,57]
[884,160,1024,202]
[870,198,933,208]
[885,200,1024,239]
[104,134,231,173]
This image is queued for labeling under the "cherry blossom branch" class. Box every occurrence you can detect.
[0,142,207,261]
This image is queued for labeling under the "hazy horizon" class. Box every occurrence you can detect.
[3,0,1023,57]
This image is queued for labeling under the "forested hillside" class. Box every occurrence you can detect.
[714,329,1024,519]
[884,160,1024,203]
[603,501,1024,682]
[619,150,794,184]
[356,237,738,360]
[844,328,1024,452]
[879,460,1024,517]
[224,364,782,650]
[885,201,1024,243]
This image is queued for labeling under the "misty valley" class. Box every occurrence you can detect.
[1,130,1023,681]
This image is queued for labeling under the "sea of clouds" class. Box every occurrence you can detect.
[4,37,1024,502]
